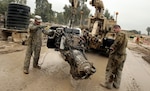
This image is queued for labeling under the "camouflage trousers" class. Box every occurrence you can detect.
[24,44,41,70]
[105,54,126,88]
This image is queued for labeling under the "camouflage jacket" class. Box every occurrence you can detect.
[110,31,128,56]
[28,23,52,47]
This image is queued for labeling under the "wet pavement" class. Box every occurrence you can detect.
[0,45,150,91]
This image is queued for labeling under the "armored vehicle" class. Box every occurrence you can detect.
[83,0,117,55]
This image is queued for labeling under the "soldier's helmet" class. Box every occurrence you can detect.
[34,15,42,23]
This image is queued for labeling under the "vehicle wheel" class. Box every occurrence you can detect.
[7,3,30,30]
[47,38,55,48]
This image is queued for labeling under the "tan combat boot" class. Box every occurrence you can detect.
[23,69,29,74]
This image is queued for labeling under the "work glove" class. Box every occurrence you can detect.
[37,25,47,29]
[44,25,51,31]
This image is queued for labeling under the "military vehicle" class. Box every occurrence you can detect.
[83,0,117,55]
[0,3,30,44]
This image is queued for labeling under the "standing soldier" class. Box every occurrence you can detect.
[101,25,128,89]
[136,36,140,45]
[23,15,51,74]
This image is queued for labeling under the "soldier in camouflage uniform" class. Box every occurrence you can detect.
[101,25,128,89]
[23,15,52,74]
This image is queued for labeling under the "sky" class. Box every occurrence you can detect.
[27,0,150,34]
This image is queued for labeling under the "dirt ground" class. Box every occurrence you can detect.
[0,41,25,54]
[127,40,150,64]
[0,40,150,91]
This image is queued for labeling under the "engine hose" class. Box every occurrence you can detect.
[39,50,49,66]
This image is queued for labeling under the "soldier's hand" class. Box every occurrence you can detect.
[37,25,47,29]
[109,47,114,53]
[44,26,51,31]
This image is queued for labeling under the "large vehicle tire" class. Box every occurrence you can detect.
[6,3,30,30]
[47,38,55,48]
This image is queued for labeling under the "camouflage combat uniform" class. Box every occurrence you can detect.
[105,31,128,89]
[24,23,51,71]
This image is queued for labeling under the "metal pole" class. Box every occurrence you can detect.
[116,12,118,24]
[80,11,83,27]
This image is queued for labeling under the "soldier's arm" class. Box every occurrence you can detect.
[42,29,54,36]
[110,33,124,50]
[30,25,39,31]
[28,23,39,33]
